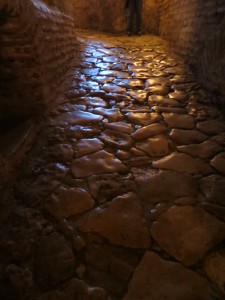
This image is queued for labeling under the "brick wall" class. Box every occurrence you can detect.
[159,0,225,103]
[0,0,76,123]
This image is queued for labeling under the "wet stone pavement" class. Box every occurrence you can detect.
[2,31,225,300]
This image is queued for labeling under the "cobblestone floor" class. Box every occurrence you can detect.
[1,31,225,300]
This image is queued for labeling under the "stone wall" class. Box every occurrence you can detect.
[72,0,159,34]
[159,0,225,104]
[0,0,76,124]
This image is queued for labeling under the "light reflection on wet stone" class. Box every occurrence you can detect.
[6,31,225,300]
[125,112,161,125]
[72,150,127,178]
[75,138,104,157]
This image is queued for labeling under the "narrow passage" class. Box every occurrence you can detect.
[4,31,225,300]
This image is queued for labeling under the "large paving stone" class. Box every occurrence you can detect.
[148,95,181,107]
[72,150,127,178]
[197,120,225,135]
[153,106,187,114]
[87,173,136,203]
[204,249,225,294]
[38,278,108,300]
[136,135,169,157]
[170,129,208,144]
[152,153,213,175]
[177,140,222,159]
[199,175,225,206]
[36,233,75,289]
[46,186,95,220]
[93,108,123,122]
[100,129,134,149]
[211,152,225,174]
[102,120,133,134]
[145,77,170,86]
[125,112,161,126]
[102,83,126,94]
[54,111,103,125]
[128,90,148,103]
[163,113,195,129]
[132,169,198,204]
[148,85,170,95]
[169,90,188,101]
[151,206,225,265]
[131,123,167,140]
[86,96,107,107]
[123,251,215,300]
[76,192,150,248]
[75,138,104,157]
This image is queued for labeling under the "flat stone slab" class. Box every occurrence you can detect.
[54,111,103,125]
[125,112,161,126]
[204,249,225,293]
[200,175,225,206]
[136,135,169,157]
[93,108,123,122]
[163,113,195,129]
[75,138,104,157]
[131,123,167,140]
[72,150,127,178]
[148,85,170,95]
[177,140,222,159]
[76,192,150,248]
[36,233,75,289]
[132,169,198,204]
[146,77,170,86]
[148,95,181,107]
[211,152,225,174]
[169,90,188,101]
[102,120,133,134]
[100,129,134,149]
[197,120,225,135]
[102,83,126,94]
[123,251,215,300]
[128,90,148,103]
[86,97,107,107]
[152,106,187,114]
[151,206,225,265]
[170,129,208,144]
[152,152,213,175]
[46,186,95,220]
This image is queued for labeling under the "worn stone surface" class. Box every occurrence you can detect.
[125,112,161,126]
[72,150,127,178]
[152,153,213,175]
[133,169,198,204]
[148,95,181,107]
[199,175,225,206]
[151,206,225,265]
[1,30,225,300]
[36,233,75,289]
[211,152,225,174]
[177,140,222,159]
[163,113,195,129]
[75,138,104,157]
[170,128,208,144]
[131,123,167,140]
[76,192,150,248]
[100,130,134,149]
[46,186,95,220]
[197,120,225,135]
[124,251,215,300]
[136,135,169,157]
[204,250,225,293]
